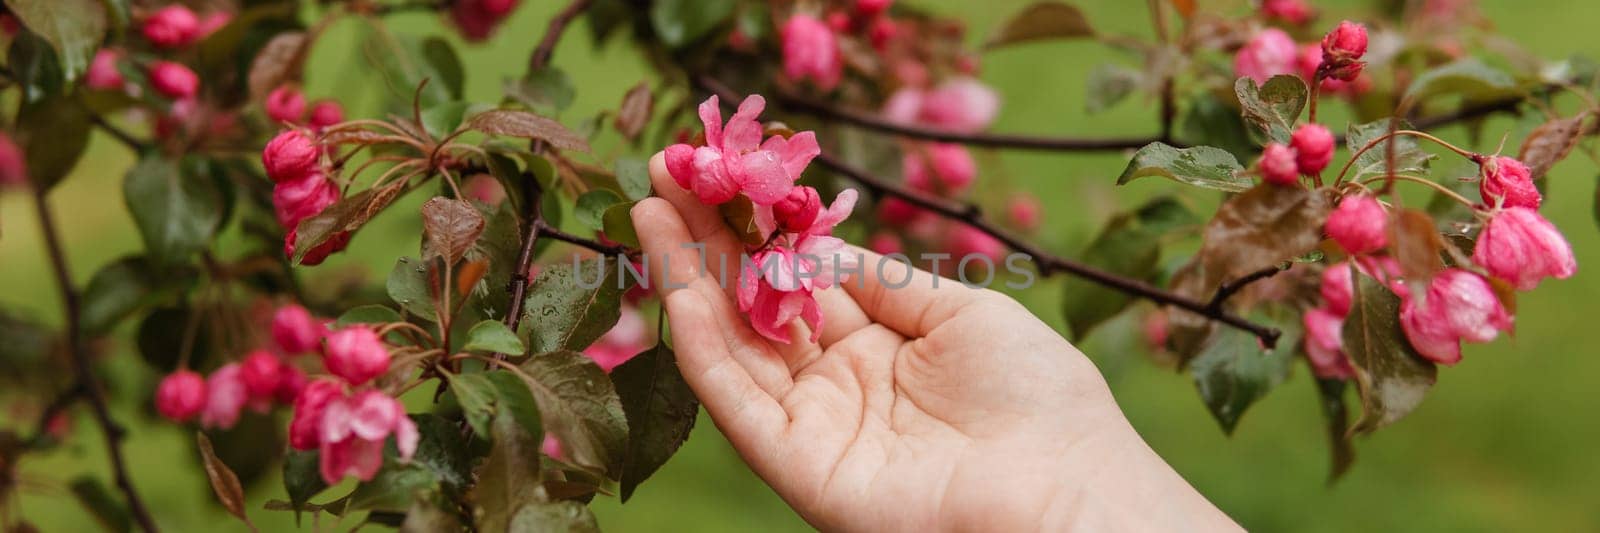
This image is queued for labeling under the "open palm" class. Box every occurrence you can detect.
[632,154,1236,532]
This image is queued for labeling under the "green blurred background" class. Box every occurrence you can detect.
[4,0,1599,531]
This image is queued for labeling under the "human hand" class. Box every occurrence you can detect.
[632,153,1239,532]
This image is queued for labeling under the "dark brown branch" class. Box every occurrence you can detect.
[362,0,451,15]
[528,0,594,72]
[31,188,160,532]
[88,114,148,152]
[1207,264,1286,311]
[502,175,545,339]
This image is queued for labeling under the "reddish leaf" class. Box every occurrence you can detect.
[1169,0,1196,19]
[614,82,654,140]
[468,109,591,152]
[196,433,256,530]
[1388,209,1444,282]
[247,32,309,100]
[1517,112,1591,180]
[457,258,489,297]
[1342,273,1436,434]
[292,182,407,264]
[421,197,486,264]
[984,2,1095,50]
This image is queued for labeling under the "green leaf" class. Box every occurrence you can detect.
[420,37,464,100]
[14,92,91,190]
[1181,94,1256,161]
[479,201,525,320]
[1345,119,1435,180]
[507,501,601,533]
[408,414,476,496]
[362,32,461,108]
[1315,378,1355,483]
[650,0,735,48]
[3,0,108,81]
[1085,63,1140,114]
[0,308,57,386]
[1403,58,1518,103]
[615,156,652,201]
[523,258,625,354]
[575,189,625,231]
[448,372,498,436]
[464,320,525,354]
[1117,142,1252,192]
[1061,197,1199,340]
[518,351,629,476]
[984,1,1095,50]
[346,463,440,514]
[601,202,641,248]
[1189,312,1301,433]
[419,101,476,140]
[1235,75,1308,145]
[507,67,576,116]
[8,30,65,102]
[282,451,327,523]
[1342,273,1437,434]
[336,305,404,327]
[123,155,225,266]
[81,256,195,335]
[68,476,131,533]
[473,390,547,532]
[387,256,441,323]
[613,342,699,502]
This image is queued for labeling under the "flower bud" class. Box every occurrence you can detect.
[868,17,899,51]
[265,86,306,124]
[877,197,923,226]
[902,150,931,191]
[272,304,324,354]
[1303,308,1356,379]
[920,77,1000,133]
[142,5,200,49]
[308,100,345,130]
[881,88,925,126]
[201,363,248,429]
[1290,123,1334,175]
[1473,207,1576,290]
[239,350,285,401]
[1320,262,1355,316]
[856,0,893,17]
[1427,269,1513,343]
[274,365,308,405]
[1325,195,1388,254]
[781,14,843,91]
[273,173,340,228]
[663,143,696,189]
[947,224,1004,262]
[262,130,320,182]
[1400,295,1461,365]
[86,49,126,91]
[0,132,27,187]
[284,229,351,266]
[323,327,391,386]
[1477,156,1540,209]
[928,142,976,191]
[197,12,232,38]
[774,186,823,233]
[542,434,565,460]
[289,379,343,450]
[155,370,207,422]
[1320,21,1368,81]
[1008,194,1041,231]
[1258,142,1300,186]
[479,0,519,17]
[867,232,903,255]
[1234,29,1298,84]
[148,61,199,100]
[1261,0,1313,25]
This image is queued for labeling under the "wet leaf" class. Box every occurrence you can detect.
[985,2,1095,50]
[518,350,629,476]
[197,432,254,529]
[124,155,225,266]
[479,201,524,320]
[602,202,641,248]
[336,305,404,327]
[399,497,462,533]
[68,476,131,533]
[1343,273,1436,434]
[1062,197,1199,340]
[448,373,498,436]
[1085,63,1140,114]
[615,156,652,201]
[388,256,440,323]
[409,414,475,496]
[346,463,440,514]
[1389,209,1445,281]
[472,384,546,532]
[464,320,524,354]
[420,101,477,140]
[615,82,654,140]
[362,32,460,108]
[613,342,699,501]
[508,501,601,533]
[468,110,590,152]
[575,189,625,231]
[282,450,326,523]
[421,197,486,265]
[1315,379,1355,483]
[1404,58,1517,104]
[523,259,625,354]
[14,92,91,190]
[1517,113,1589,180]
[1189,312,1301,433]
[1181,94,1256,161]
[1117,142,1252,192]
[1235,75,1308,145]
[247,31,309,100]
[1345,119,1435,180]
[293,182,408,264]
[3,0,107,81]
[649,0,735,48]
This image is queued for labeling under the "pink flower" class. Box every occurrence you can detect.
[1326,195,1388,254]
[265,86,306,124]
[927,143,976,191]
[1303,308,1356,379]
[781,14,843,91]
[867,232,903,255]
[1290,124,1334,175]
[737,234,857,344]
[239,350,285,401]
[1473,207,1576,290]
[1261,0,1314,24]
[878,197,924,226]
[1320,262,1355,316]
[541,434,565,460]
[450,0,521,41]
[947,224,1005,263]
[148,61,199,100]
[285,229,351,266]
[201,363,248,429]
[1477,156,1540,209]
[1320,21,1368,81]
[920,77,1000,133]
[1234,29,1298,84]
[263,129,321,182]
[289,379,344,450]
[773,186,823,233]
[272,304,324,354]
[465,174,506,206]
[856,0,893,17]
[86,49,125,91]
[142,5,200,49]
[197,11,232,39]
[308,100,345,130]
[663,95,818,205]
[274,365,308,405]
[155,370,207,423]
[902,149,932,191]
[317,390,417,485]
[882,87,925,126]
[583,306,650,372]
[273,172,340,228]
[1399,269,1512,365]
[324,327,390,385]
[1008,194,1041,231]
[1143,310,1170,351]
[0,132,26,187]
[868,17,899,51]
[1258,142,1300,186]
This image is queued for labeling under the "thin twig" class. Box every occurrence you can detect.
[31,188,160,532]
[528,0,594,72]
[1207,264,1285,311]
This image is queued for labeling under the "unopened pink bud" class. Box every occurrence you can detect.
[1261,0,1313,25]
[289,379,343,450]
[927,142,975,191]
[239,350,284,401]
[1007,194,1041,231]
[265,86,306,124]
[142,5,201,49]
[273,172,339,228]
[1234,29,1298,84]
[1473,207,1576,290]
[948,224,1004,262]
[0,132,26,187]
[1325,195,1388,254]
[773,186,823,233]
[1477,156,1540,209]
[272,304,324,354]
[285,229,350,266]
[308,100,345,130]
[155,370,207,423]
[781,14,843,91]
[274,365,308,405]
[1290,123,1334,175]
[148,61,199,100]
[877,197,923,226]
[201,363,248,429]
[323,327,391,385]
[86,49,126,91]
[856,0,893,17]
[920,77,1000,133]
[1320,21,1368,81]
[1303,308,1356,379]
[197,12,232,38]
[1320,262,1355,316]
[867,232,903,255]
[262,130,320,182]
[1258,142,1300,186]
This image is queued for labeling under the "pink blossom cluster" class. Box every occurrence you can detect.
[263,129,350,265]
[153,304,329,427]
[1235,22,1371,97]
[0,132,26,187]
[663,95,859,343]
[264,85,345,130]
[1257,123,1335,185]
[85,4,232,138]
[777,0,904,90]
[450,0,522,41]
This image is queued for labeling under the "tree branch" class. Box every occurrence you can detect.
[528,0,594,72]
[1207,264,1286,311]
[31,188,160,532]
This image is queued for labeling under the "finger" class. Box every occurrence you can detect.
[632,197,794,395]
[662,288,787,455]
[837,247,985,338]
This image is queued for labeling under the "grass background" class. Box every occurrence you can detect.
[3,0,1599,530]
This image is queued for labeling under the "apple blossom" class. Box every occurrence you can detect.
[86,49,126,91]
[1290,124,1334,175]
[927,142,976,191]
[1320,21,1368,81]
[663,95,817,205]
[263,130,321,182]
[919,77,1000,133]
[1325,195,1388,254]
[148,61,200,100]
[1258,142,1300,186]
[155,370,207,423]
[265,86,306,124]
[239,350,285,401]
[1234,29,1298,84]
[1399,269,1511,365]
[774,186,823,233]
[317,390,418,484]
[324,327,391,385]
[201,363,248,429]
[1303,308,1356,379]
[289,379,344,450]
[1476,156,1541,209]
[308,100,345,130]
[1473,207,1576,290]
[142,5,200,49]
[273,172,340,228]
[272,304,324,355]
[781,14,843,90]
